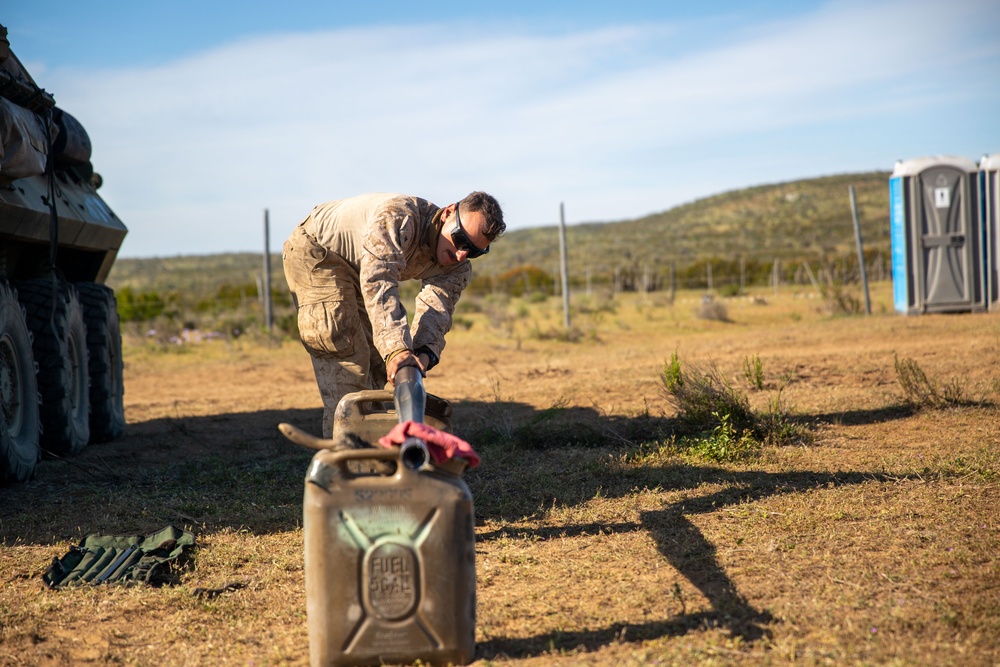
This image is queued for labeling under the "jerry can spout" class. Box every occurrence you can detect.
[399,436,430,470]
[393,365,431,470]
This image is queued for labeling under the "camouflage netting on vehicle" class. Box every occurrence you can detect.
[42,525,196,588]
[0,97,51,179]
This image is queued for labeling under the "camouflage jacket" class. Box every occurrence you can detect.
[302,192,471,362]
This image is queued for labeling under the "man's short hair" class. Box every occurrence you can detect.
[459,191,506,241]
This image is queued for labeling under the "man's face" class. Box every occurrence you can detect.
[436,203,490,267]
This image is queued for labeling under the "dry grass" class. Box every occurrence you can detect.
[2,282,999,666]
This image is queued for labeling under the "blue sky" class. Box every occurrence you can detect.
[6,0,999,258]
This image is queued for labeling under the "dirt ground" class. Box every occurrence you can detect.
[1,284,999,666]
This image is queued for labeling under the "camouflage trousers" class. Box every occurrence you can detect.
[282,225,387,438]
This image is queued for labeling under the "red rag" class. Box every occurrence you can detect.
[378,421,481,468]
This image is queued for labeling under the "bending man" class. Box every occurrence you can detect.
[282,191,505,437]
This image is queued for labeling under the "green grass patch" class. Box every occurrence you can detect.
[659,351,810,462]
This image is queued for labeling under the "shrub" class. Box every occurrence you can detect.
[695,296,730,322]
[894,354,990,409]
[684,411,761,462]
[482,294,516,337]
[821,283,863,315]
[117,286,170,322]
[528,324,584,343]
[494,265,554,297]
[527,291,549,304]
[743,353,764,390]
[718,283,742,298]
[660,352,754,434]
[659,351,808,461]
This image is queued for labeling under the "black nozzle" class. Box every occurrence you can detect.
[393,365,426,424]
[394,365,430,470]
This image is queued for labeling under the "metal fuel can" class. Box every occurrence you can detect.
[302,446,476,666]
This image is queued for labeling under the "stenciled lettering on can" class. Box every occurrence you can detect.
[373,629,410,649]
[365,542,419,620]
[354,488,413,503]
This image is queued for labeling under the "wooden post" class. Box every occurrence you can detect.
[802,261,821,291]
[263,208,273,332]
[772,258,780,296]
[706,261,713,292]
[850,185,872,314]
[559,202,570,329]
[739,256,746,291]
[669,260,676,302]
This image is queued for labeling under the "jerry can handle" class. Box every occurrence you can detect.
[330,446,400,467]
[329,442,431,472]
[281,423,430,470]
[278,422,336,451]
[340,390,395,416]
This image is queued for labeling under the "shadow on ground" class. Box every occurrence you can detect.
[475,467,896,657]
[1,400,915,657]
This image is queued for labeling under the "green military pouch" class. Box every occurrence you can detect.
[43,525,196,589]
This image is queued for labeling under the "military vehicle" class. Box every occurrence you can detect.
[0,25,127,482]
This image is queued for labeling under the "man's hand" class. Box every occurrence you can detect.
[387,350,426,385]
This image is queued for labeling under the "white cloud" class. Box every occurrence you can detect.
[37,0,1000,256]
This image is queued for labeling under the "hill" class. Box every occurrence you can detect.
[107,171,892,298]
[473,171,890,280]
[109,252,287,295]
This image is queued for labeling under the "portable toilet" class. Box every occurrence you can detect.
[980,153,1000,312]
[889,156,984,314]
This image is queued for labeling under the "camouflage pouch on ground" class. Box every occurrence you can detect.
[42,525,195,589]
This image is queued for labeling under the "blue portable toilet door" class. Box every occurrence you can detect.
[916,166,976,311]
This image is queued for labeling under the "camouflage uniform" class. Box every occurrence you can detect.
[282,193,471,437]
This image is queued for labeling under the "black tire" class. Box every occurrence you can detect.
[0,281,41,483]
[75,282,125,443]
[17,279,90,456]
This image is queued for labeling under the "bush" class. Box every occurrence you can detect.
[743,353,764,390]
[894,354,990,409]
[821,283,863,315]
[695,296,730,322]
[117,287,170,322]
[718,283,742,298]
[528,324,584,343]
[685,412,761,462]
[482,294,516,337]
[660,352,755,434]
[659,351,808,461]
[494,265,554,297]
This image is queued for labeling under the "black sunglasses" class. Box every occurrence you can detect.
[451,205,490,259]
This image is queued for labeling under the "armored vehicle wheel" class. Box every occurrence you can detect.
[75,282,125,442]
[16,279,90,456]
[0,282,41,483]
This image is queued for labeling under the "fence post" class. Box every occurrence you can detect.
[669,260,676,302]
[802,261,821,292]
[849,185,872,314]
[263,208,273,332]
[559,202,570,329]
